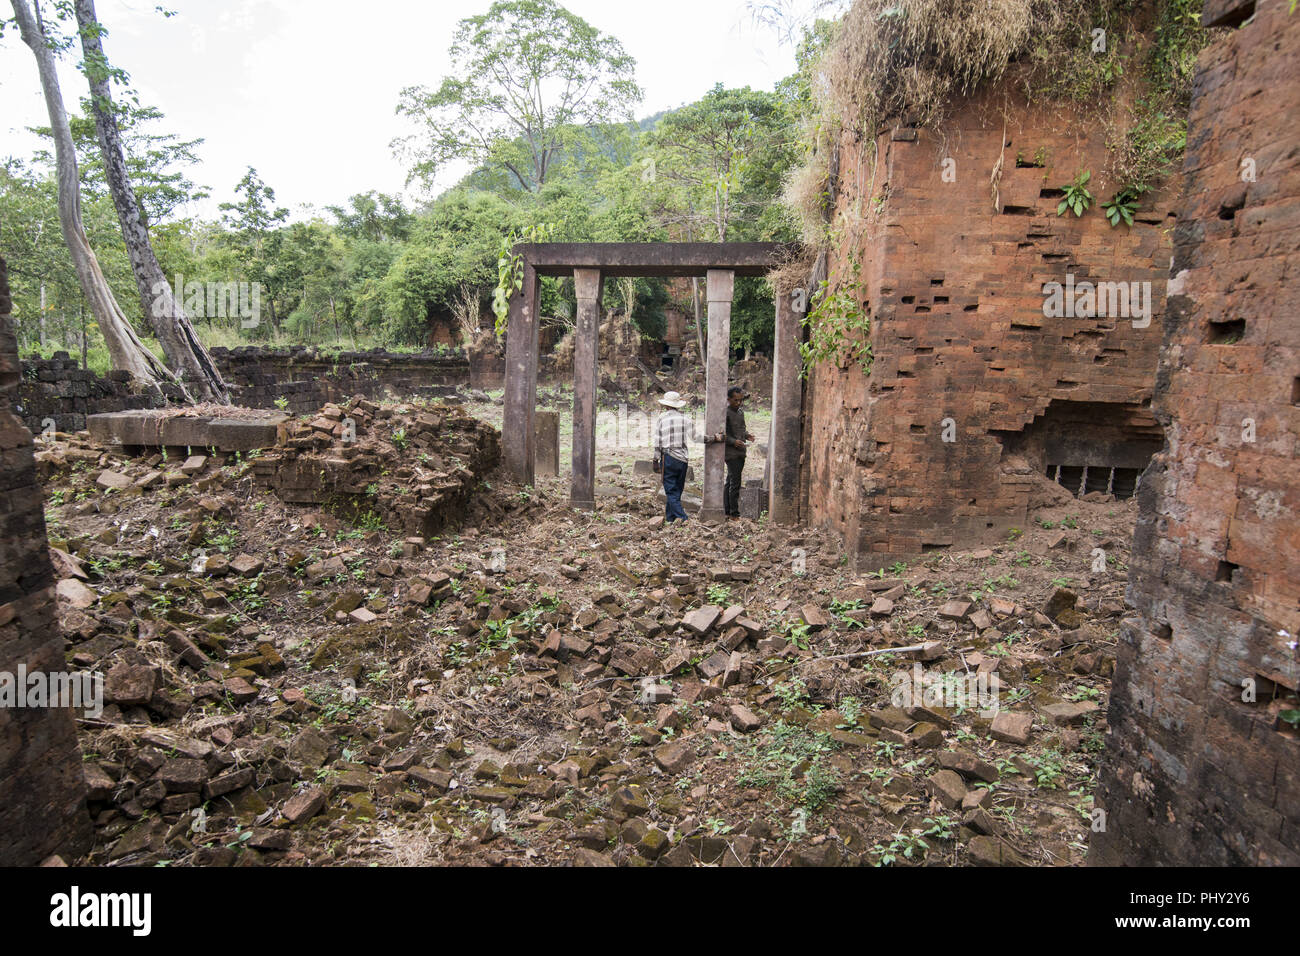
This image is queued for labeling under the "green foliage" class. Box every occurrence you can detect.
[4,1,800,365]
[735,719,839,812]
[392,0,642,193]
[1056,170,1093,217]
[773,678,810,711]
[1023,748,1066,789]
[493,223,554,334]
[781,619,814,651]
[799,253,870,378]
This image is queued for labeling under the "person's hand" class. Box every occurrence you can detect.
[745,432,755,441]
[714,432,724,443]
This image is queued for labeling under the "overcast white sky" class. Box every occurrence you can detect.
[0,0,833,222]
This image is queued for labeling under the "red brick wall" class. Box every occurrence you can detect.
[1093,0,1300,866]
[807,88,1175,568]
[0,255,92,865]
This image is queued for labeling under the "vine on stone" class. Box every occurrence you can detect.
[799,254,871,379]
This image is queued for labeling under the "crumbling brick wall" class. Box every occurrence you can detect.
[16,346,475,432]
[211,346,470,413]
[1092,0,1300,866]
[0,256,92,865]
[251,398,501,537]
[807,88,1175,568]
[16,353,167,434]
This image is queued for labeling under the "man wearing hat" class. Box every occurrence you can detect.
[653,391,722,523]
[723,385,756,520]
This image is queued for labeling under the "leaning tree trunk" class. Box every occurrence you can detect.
[75,0,228,402]
[11,0,174,391]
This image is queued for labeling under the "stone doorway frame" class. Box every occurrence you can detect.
[501,242,804,524]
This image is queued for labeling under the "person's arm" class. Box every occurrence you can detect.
[688,418,722,445]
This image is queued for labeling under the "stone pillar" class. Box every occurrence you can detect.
[534,410,560,478]
[571,268,602,510]
[0,255,92,865]
[702,269,733,521]
[502,260,539,485]
[769,281,804,524]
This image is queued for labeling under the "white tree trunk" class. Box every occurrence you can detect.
[12,0,173,390]
[75,0,227,402]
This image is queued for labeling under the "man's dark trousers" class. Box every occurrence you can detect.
[663,454,689,522]
[725,454,745,518]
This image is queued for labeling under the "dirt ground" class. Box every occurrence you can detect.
[37,391,1131,867]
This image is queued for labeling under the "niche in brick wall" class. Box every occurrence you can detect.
[991,399,1163,500]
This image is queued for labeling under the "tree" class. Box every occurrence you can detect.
[74,0,228,401]
[393,0,642,193]
[0,158,132,365]
[642,84,799,357]
[326,191,411,244]
[30,104,209,227]
[219,167,289,331]
[278,221,349,343]
[377,190,523,346]
[9,0,172,388]
[644,84,796,244]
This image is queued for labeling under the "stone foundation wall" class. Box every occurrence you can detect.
[212,346,471,414]
[807,87,1174,568]
[1092,0,1300,866]
[17,345,476,432]
[0,256,92,865]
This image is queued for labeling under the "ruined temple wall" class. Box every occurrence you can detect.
[0,256,92,865]
[807,89,1175,567]
[1093,0,1300,866]
[17,346,476,432]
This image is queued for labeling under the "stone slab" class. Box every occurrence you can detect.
[87,411,287,452]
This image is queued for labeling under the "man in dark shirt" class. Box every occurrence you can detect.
[723,386,754,519]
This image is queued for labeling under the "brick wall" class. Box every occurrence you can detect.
[16,345,477,432]
[17,353,171,434]
[1092,0,1300,866]
[0,256,92,865]
[807,87,1174,568]
[211,346,471,414]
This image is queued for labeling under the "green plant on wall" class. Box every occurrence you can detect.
[798,254,871,379]
[1057,171,1093,217]
[492,223,555,336]
[1102,185,1146,227]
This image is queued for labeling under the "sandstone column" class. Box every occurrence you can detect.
[502,260,539,485]
[769,281,804,524]
[571,268,602,510]
[0,255,92,864]
[702,269,733,521]
[534,410,560,478]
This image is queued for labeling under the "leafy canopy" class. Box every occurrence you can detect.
[393,0,642,194]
